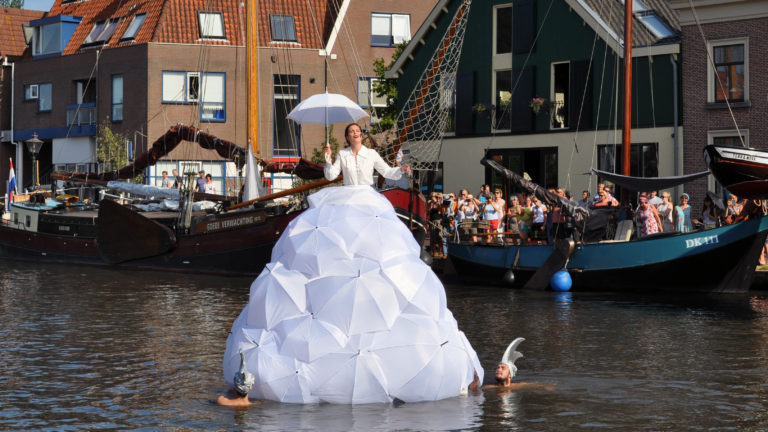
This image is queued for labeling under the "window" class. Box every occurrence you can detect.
[75,79,96,104]
[198,12,225,38]
[709,39,748,103]
[270,14,297,42]
[273,74,300,157]
[121,13,146,40]
[494,70,512,130]
[709,130,748,148]
[495,6,512,55]
[597,143,658,197]
[551,62,569,129]
[371,13,410,47]
[187,72,200,102]
[112,75,123,122]
[24,84,39,100]
[200,73,225,122]
[486,148,559,191]
[32,23,61,56]
[83,18,119,46]
[38,83,52,112]
[161,71,226,121]
[441,73,456,134]
[357,77,387,108]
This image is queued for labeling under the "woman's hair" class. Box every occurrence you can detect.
[344,123,361,145]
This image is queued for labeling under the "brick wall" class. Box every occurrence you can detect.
[681,17,768,209]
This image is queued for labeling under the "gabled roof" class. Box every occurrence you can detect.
[388,0,680,77]
[0,7,45,58]
[41,0,336,55]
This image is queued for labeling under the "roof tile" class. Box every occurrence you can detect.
[0,8,45,58]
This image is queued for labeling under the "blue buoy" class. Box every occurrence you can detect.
[550,270,572,292]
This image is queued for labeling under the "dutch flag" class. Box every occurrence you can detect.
[8,159,16,209]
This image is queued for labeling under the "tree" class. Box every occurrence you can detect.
[0,0,25,8]
[97,122,129,174]
[370,41,408,134]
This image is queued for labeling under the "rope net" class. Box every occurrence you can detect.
[378,0,471,172]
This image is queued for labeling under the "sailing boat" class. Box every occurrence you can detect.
[446,0,768,292]
[0,1,425,276]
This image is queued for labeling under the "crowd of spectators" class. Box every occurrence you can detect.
[427,182,760,257]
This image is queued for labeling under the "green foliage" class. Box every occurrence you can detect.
[310,125,340,164]
[370,41,408,134]
[0,0,25,8]
[97,122,129,174]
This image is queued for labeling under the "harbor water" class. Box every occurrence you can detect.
[3,260,768,430]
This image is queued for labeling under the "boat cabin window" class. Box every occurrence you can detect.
[270,14,297,42]
[25,215,31,228]
[198,12,225,39]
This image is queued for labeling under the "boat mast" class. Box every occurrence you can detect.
[621,0,633,180]
[247,0,258,156]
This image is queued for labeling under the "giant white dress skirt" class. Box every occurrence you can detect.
[223,185,482,403]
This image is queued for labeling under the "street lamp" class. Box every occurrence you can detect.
[25,133,43,188]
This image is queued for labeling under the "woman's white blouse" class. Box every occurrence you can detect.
[324,146,403,186]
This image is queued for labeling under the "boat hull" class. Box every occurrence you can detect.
[704,145,768,199]
[448,215,768,292]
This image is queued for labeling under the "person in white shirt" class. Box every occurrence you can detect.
[324,123,411,186]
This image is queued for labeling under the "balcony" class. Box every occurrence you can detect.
[66,102,97,126]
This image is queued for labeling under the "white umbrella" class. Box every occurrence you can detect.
[304,349,392,404]
[272,206,351,276]
[306,258,400,335]
[329,206,420,262]
[246,262,308,330]
[272,313,349,363]
[287,92,369,126]
[380,254,447,320]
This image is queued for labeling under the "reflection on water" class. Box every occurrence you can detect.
[3,261,768,430]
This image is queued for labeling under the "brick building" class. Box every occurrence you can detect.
[9,0,432,193]
[670,0,768,207]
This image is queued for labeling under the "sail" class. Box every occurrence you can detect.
[482,158,590,226]
[590,169,710,192]
[242,144,265,201]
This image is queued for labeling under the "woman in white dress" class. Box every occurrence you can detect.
[223,124,481,404]
[324,123,411,185]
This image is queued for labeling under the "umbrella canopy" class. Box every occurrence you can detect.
[272,313,349,363]
[272,206,351,276]
[306,258,400,335]
[246,262,308,330]
[287,92,369,125]
[304,350,392,404]
[380,254,447,320]
[329,205,420,262]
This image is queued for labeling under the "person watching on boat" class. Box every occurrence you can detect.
[204,174,216,194]
[701,195,719,229]
[324,123,411,186]
[506,196,522,244]
[634,196,662,238]
[458,194,480,242]
[531,198,547,242]
[159,171,172,188]
[591,191,611,208]
[172,169,182,189]
[674,193,693,233]
[657,192,675,233]
[578,190,590,208]
[481,189,504,243]
[197,171,206,193]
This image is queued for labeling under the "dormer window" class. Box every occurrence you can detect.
[83,18,119,46]
[270,15,297,42]
[24,15,82,58]
[30,23,61,56]
[121,13,146,40]
[198,12,225,39]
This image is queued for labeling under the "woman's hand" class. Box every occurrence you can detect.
[324,143,332,160]
[401,163,412,176]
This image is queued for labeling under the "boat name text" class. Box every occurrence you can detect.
[685,235,719,249]
[200,214,266,233]
[724,151,756,161]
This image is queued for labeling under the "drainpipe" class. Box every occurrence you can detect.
[670,54,679,199]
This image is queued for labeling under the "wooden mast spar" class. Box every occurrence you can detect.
[621,0,633,201]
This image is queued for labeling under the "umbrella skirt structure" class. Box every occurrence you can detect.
[223,185,482,403]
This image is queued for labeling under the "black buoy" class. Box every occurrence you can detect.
[503,269,515,285]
